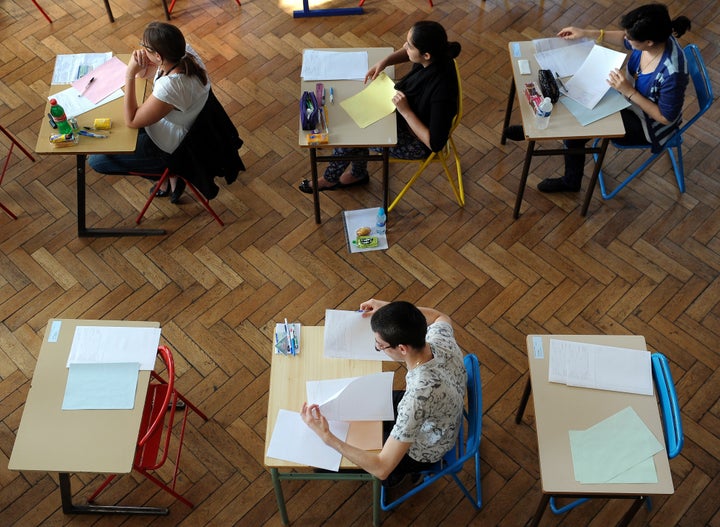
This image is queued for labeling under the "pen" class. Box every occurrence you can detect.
[78,76,95,97]
[554,71,568,93]
[285,318,294,356]
[78,130,107,138]
[289,323,297,356]
[329,87,334,104]
[47,112,57,129]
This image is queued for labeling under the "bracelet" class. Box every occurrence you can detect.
[627,91,635,101]
[596,29,605,44]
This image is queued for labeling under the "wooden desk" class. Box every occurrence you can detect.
[9,319,166,515]
[516,335,674,527]
[36,55,164,237]
[265,326,384,526]
[300,48,397,224]
[502,41,626,218]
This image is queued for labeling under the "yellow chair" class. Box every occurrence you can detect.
[388,59,464,212]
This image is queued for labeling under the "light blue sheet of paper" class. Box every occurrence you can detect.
[560,89,631,126]
[569,406,663,483]
[62,362,140,410]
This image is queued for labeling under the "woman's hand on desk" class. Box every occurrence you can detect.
[301,403,331,442]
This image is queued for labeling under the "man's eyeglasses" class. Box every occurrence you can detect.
[139,41,155,53]
[374,341,394,352]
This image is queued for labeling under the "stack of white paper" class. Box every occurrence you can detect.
[323,309,393,361]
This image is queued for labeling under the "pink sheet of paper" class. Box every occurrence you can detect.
[72,56,127,104]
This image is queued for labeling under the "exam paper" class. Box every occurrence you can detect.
[534,39,594,77]
[48,87,124,119]
[569,406,663,483]
[266,409,350,471]
[67,326,161,370]
[306,371,394,421]
[62,362,140,410]
[560,89,631,126]
[71,56,128,105]
[548,340,653,395]
[52,53,113,84]
[301,50,368,80]
[340,72,397,129]
[324,309,392,361]
[564,45,628,109]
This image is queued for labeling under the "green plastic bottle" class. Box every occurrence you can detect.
[49,99,73,135]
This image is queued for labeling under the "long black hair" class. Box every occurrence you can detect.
[409,20,461,63]
[621,3,691,43]
[143,21,208,85]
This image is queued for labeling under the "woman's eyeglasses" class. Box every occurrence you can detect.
[139,41,155,53]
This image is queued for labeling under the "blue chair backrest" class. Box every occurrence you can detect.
[444,354,482,468]
[681,44,713,134]
[651,353,684,459]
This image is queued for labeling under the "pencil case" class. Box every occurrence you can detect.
[300,91,319,131]
[538,69,560,103]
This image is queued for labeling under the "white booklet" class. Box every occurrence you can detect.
[323,309,393,361]
[306,372,394,421]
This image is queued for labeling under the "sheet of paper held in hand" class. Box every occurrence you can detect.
[569,406,663,484]
[323,309,393,361]
[340,72,397,128]
[306,372,394,421]
[266,409,350,471]
[564,44,628,109]
[548,339,653,395]
[66,326,161,370]
[533,37,594,77]
[301,50,369,80]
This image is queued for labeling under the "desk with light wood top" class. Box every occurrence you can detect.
[265,325,383,526]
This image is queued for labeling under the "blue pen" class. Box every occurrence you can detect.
[285,318,294,356]
[78,130,107,138]
[329,87,334,104]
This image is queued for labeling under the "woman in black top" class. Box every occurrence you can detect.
[299,21,461,193]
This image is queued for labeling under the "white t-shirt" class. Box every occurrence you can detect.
[390,321,467,463]
[145,46,210,154]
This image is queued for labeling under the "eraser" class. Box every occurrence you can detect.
[518,59,531,75]
[93,118,111,130]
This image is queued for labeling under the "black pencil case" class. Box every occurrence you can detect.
[300,91,319,131]
[538,69,560,103]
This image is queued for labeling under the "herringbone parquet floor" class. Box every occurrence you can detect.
[1,0,718,525]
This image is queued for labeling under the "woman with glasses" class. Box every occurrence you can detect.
[89,21,210,203]
[301,299,467,488]
[505,3,691,193]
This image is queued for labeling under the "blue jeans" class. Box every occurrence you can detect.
[88,129,171,175]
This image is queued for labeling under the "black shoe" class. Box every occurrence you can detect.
[170,178,186,204]
[504,125,525,141]
[537,177,581,193]
[298,179,339,194]
[151,183,170,197]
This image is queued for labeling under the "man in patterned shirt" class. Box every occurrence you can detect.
[301,299,466,486]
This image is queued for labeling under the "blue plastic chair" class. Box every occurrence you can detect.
[592,44,713,199]
[380,353,482,511]
[549,351,684,515]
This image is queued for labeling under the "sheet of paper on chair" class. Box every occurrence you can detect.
[67,326,161,370]
[266,409,349,471]
[62,362,140,410]
[548,339,652,395]
[306,371,394,421]
[301,50,368,80]
[569,406,663,483]
[323,309,392,361]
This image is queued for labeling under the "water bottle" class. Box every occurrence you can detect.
[535,97,553,130]
[49,99,73,135]
[375,207,386,235]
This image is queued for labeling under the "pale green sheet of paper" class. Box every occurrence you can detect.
[340,72,397,128]
[569,406,663,483]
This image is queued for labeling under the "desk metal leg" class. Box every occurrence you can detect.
[372,477,381,527]
[581,138,610,217]
[310,148,321,224]
[270,468,290,525]
[513,140,536,219]
[501,79,516,145]
[515,377,532,424]
[618,496,646,527]
[75,154,165,237]
[527,493,550,527]
[58,473,168,515]
[382,147,389,215]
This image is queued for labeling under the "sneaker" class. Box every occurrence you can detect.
[504,125,525,141]
[537,177,581,193]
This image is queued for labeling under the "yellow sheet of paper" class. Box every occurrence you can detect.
[340,72,397,129]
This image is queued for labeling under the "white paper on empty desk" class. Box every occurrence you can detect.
[548,339,653,395]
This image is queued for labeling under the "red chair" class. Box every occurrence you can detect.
[30,0,52,23]
[1,125,36,219]
[87,346,208,508]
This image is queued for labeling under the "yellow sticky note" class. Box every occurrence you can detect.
[340,72,397,129]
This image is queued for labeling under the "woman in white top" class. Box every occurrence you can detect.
[89,22,210,203]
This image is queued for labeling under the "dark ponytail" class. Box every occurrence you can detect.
[143,21,208,85]
[410,20,461,63]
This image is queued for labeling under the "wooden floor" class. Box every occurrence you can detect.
[1,0,719,525]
